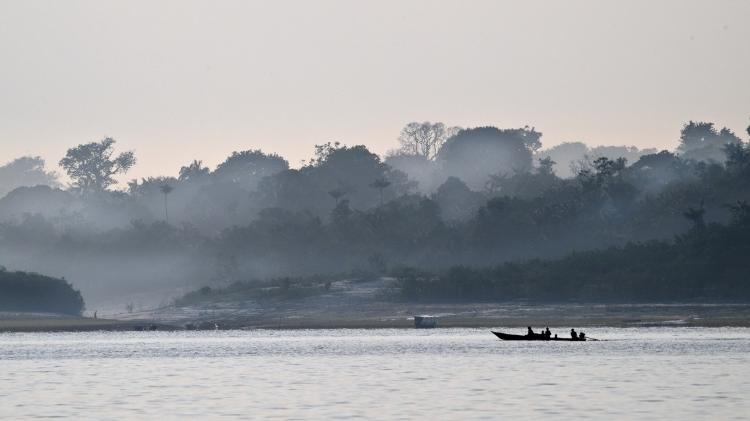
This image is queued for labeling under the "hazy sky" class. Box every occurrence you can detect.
[1,0,749,183]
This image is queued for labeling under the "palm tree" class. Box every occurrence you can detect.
[370,178,391,206]
[160,184,174,223]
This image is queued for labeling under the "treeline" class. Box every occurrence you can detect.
[175,276,335,307]
[0,120,748,304]
[395,202,750,302]
[0,268,85,315]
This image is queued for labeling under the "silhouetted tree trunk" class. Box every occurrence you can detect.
[160,184,174,223]
[370,178,391,206]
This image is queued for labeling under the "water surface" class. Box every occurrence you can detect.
[1,328,749,420]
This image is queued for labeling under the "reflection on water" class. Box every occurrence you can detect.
[1,328,749,420]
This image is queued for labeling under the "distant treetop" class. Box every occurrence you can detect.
[59,137,136,194]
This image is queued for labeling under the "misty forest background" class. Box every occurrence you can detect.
[2,120,750,311]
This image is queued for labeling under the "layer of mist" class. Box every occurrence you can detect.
[1,120,748,310]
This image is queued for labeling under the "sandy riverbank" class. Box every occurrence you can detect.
[214,303,750,329]
[6,277,750,332]
[105,300,750,331]
[4,303,750,332]
[100,278,750,330]
[0,312,175,332]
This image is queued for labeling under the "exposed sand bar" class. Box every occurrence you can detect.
[4,303,750,332]
[0,313,174,332]
[209,303,750,330]
[118,302,750,331]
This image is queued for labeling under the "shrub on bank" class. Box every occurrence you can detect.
[0,268,85,315]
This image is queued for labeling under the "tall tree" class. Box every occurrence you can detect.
[179,160,210,182]
[160,184,174,223]
[398,122,459,160]
[213,150,289,190]
[370,178,391,205]
[59,137,136,193]
[677,121,741,163]
[436,126,542,190]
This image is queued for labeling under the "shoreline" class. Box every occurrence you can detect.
[4,302,750,332]
[0,317,176,333]
[3,318,750,333]
[178,302,750,330]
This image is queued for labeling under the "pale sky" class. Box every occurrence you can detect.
[1,0,749,183]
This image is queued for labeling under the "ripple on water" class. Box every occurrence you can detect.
[0,327,749,420]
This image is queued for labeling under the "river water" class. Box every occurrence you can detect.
[1,327,749,420]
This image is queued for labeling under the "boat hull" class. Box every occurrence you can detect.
[491,331,585,341]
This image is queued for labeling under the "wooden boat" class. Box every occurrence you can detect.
[492,331,586,341]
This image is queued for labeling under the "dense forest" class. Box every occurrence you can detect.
[396,201,750,302]
[0,120,748,306]
[0,267,85,315]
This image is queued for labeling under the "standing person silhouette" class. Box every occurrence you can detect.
[570,329,578,340]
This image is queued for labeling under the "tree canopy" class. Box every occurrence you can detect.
[437,126,542,190]
[0,119,748,307]
[59,137,136,194]
[678,121,742,163]
[398,122,460,159]
[0,268,85,315]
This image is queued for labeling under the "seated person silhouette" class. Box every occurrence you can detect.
[570,328,578,340]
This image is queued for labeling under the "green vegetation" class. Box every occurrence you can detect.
[0,268,85,315]
[174,276,336,306]
[396,202,750,302]
[0,120,749,303]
